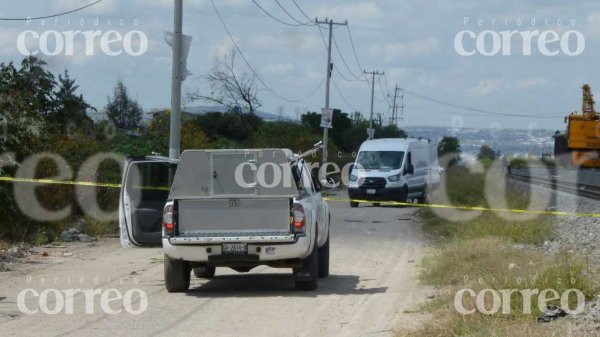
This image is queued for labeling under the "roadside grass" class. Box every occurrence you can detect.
[397,164,598,337]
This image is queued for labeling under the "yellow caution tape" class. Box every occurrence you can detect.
[0,176,597,218]
[0,176,169,191]
[322,197,600,219]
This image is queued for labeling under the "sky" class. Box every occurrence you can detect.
[1,0,600,131]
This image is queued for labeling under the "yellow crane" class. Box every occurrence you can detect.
[555,84,600,168]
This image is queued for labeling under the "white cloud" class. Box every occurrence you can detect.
[53,0,118,14]
[314,2,383,23]
[214,36,236,58]
[515,78,546,89]
[369,37,440,61]
[467,79,503,97]
[264,62,294,75]
[250,34,319,52]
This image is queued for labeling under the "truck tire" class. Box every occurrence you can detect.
[350,201,359,208]
[164,255,191,293]
[372,203,381,206]
[193,266,216,278]
[318,234,330,278]
[294,237,319,291]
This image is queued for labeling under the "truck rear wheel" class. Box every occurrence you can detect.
[164,255,191,293]
[294,237,319,291]
[350,201,359,208]
[193,266,216,278]
[318,234,330,278]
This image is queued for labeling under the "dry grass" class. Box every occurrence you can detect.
[397,164,599,337]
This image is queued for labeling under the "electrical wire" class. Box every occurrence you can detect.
[405,105,564,119]
[274,0,314,25]
[332,78,363,112]
[332,34,368,82]
[211,0,323,103]
[316,24,358,83]
[345,25,369,81]
[0,0,103,20]
[291,0,315,22]
[251,0,307,27]
[401,88,564,118]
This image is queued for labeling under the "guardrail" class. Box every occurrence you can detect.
[510,173,600,200]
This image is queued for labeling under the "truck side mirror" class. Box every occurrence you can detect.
[320,177,338,189]
[405,164,414,175]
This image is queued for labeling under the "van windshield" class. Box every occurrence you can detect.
[356,151,405,170]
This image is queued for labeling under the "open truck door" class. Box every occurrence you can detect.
[119,157,178,248]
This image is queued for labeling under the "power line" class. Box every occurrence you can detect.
[345,25,369,81]
[211,0,322,103]
[291,0,313,21]
[401,88,561,118]
[274,0,314,25]
[406,105,564,119]
[251,0,307,27]
[316,24,357,83]
[0,0,103,21]
[332,33,367,82]
[331,78,362,112]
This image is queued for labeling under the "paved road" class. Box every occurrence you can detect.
[0,201,428,337]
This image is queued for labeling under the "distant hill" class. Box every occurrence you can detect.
[403,126,556,157]
[183,106,287,121]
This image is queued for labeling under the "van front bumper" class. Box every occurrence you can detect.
[347,187,406,202]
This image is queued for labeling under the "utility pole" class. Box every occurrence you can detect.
[390,85,404,126]
[364,70,384,139]
[316,18,347,166]
[169,0,183,160]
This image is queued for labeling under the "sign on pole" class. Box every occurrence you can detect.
[320,108,333,128]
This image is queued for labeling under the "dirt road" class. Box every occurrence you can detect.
[0,201,429,337]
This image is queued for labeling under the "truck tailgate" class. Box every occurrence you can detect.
[178,198,291,235]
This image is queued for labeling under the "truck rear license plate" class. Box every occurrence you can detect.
[367,189,376,194]
[222,243,247,255]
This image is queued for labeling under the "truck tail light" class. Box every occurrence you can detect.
[291,203,305,234]
[163,202,175,236]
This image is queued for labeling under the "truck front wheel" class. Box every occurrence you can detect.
[294,237,319,291]
[164,255,191,293]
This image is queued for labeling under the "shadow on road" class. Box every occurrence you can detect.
[186,273,387,298]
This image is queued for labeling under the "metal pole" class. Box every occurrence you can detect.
[169,0,183,160]
[322,19,333,166]
[364,70,384,139]
[391,85,398,126]
[368,72,375,138]
[316,18,347,166]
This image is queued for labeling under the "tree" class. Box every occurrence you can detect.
[0,56,52,158]
[104,81,143,131]
[438,136,461,167]
[187,50,261,114]
[50,70,94,132]
[477,144,497,161]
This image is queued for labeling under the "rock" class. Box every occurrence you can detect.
[508,263,519,270]
[0,262,11,272]
[60,227,96,243]
[75,234,97,243]
[537,305,567,323]
[427,294,435,299]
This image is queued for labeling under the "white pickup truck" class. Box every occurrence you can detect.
[119,147,331,292]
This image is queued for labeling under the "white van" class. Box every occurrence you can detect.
[347,138,440,207]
